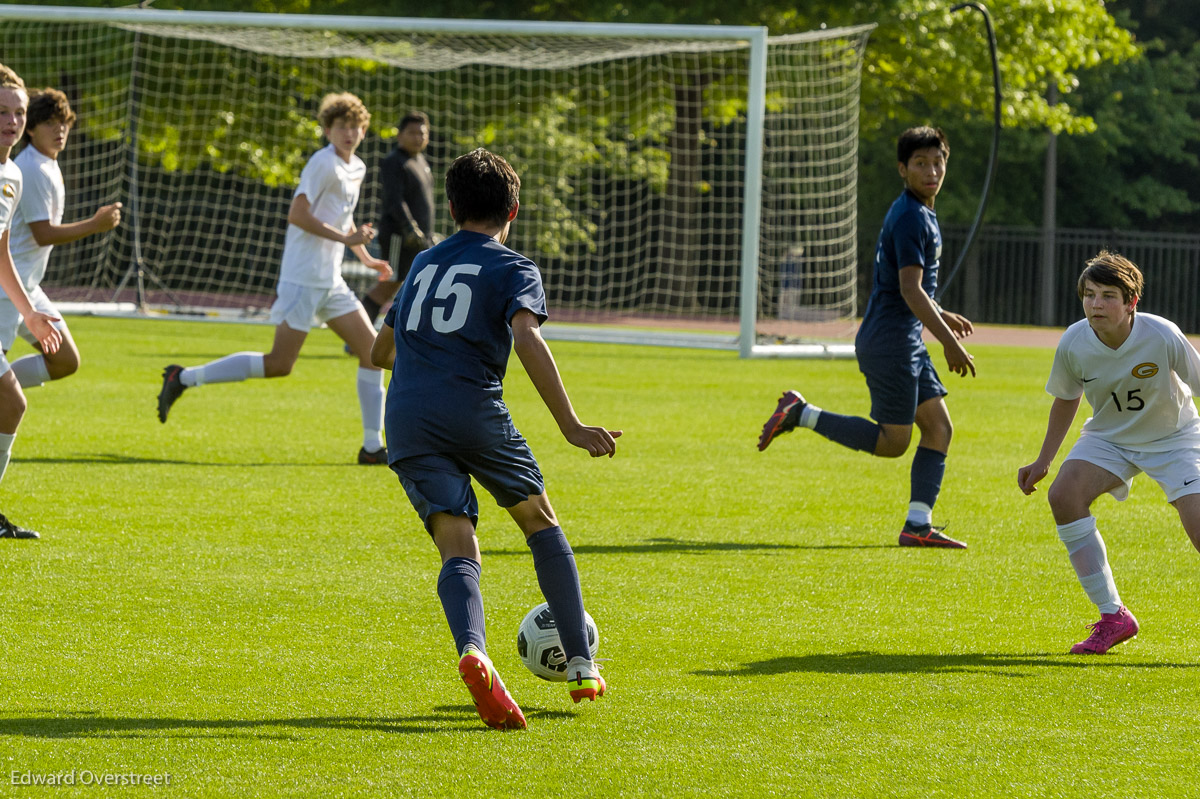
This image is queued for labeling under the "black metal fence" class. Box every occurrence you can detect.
[939,225,1200,333]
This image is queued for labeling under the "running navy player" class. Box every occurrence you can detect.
[157,93,393,464]
[759,126,975,548]
[370,148,619,731]
[1019,252,1200,654]
[0,64,63,540]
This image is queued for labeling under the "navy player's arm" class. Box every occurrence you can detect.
[370,321,395,370]
[898,265,975,377]
[511,309,621,458]
[1018,396,1083,495]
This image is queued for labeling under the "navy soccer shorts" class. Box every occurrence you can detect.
[858,345,948,426]
[391,436,546,534]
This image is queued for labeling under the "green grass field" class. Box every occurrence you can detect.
[3,316,1198,797]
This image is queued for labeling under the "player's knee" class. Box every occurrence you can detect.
[1045,479,1082,521]
[874,433,910,458]
[0,388,26,428]
[263,358,293,378]
[48,351,80,379]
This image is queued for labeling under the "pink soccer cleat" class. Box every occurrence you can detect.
[1070,606,1139,655]
[459,647,527,730]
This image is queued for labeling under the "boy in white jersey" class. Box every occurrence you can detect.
[156,93,393,464]
[0,64,65,540]
[3,88,122,389]
[1018,251,1200,654]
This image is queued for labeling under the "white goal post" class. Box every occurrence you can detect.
[0,5,872,358]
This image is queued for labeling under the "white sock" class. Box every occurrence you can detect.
[10,354,50,389]
[185,352,265,386]
[1057,516,1121,614]
[799,404,821,429]
[0,431,14,484]
[357,366,385,451]
[906,502,933,527]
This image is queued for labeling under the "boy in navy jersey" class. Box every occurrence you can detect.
[758,127,976,549]
[1020,252,1200,654]
[371,148,620,730]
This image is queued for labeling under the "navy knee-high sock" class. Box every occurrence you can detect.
[813,410,881,453]
[437,557,486,656]
[526,526,589,661]
[909,445,947,510]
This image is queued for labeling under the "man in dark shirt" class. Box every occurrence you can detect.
[362,110,434,324]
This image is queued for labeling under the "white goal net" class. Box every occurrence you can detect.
[0,7,872,356]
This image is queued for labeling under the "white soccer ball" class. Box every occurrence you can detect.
[516,602,599,682]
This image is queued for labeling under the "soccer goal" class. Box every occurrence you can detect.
[0,5,872,358]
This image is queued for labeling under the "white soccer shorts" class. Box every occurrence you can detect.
[1065,433,1200,503]
[268,278,363,332]
[0,285,68,352]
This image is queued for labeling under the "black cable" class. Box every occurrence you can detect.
[935,1,1001,301]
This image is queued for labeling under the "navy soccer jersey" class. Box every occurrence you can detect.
[856,189,942,355]
[383,230,548,460]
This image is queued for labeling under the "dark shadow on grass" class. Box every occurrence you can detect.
[0,705,581,739]
[13,453,347,468]
[483,537,891,557]
[696,651,1200,679]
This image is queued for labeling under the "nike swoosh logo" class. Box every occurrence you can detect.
[1186,478,1199,486]
[1082,378,1098,383]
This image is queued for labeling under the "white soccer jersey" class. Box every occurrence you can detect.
[1046,313,1200,451]
[0,156,22,235]
[8,145,64,290]
[278,144,365,288]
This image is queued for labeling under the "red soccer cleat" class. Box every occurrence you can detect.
[459,647,527,730]
[758,390,806,452]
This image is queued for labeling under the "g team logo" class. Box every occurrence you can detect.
[1132,362,1159,379]
[1,182,13,198]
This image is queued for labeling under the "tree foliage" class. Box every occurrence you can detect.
[13,0,1199,238]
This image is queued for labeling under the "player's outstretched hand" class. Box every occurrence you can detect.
[1017,461,1049,495]
[941,310,974,339]
[945,341,976,378]
[565,425,622,458]
[94,202,122,232]
[26,312,61,355]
